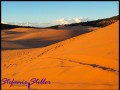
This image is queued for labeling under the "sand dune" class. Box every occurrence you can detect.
[2,21,119,89]
[1,26,99,50]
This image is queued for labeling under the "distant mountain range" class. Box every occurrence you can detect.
[1,23,42,30]
[1,15,119,30]
[47,15,119,29]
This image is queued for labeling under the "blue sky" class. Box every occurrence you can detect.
[1,1,119,27]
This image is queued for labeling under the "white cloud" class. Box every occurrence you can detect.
[1,21,7,24]
[74,18,81,23]
[55,19,68,24]
[55,18,84,25]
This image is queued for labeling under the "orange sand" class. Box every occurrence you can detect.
[1,21,119,89]
[2,26,98,50]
